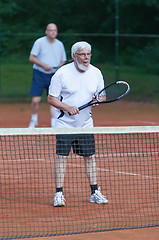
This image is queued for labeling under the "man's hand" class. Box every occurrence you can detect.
[43,64,54,71]
[67,106,79,115]
[92,95,106,107]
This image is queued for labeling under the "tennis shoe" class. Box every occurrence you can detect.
[54,192,66,207]
[90,187,108,204]
[28,120,38,128]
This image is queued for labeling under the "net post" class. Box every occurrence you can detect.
[115,0,119,81]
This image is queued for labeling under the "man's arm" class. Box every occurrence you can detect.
[29,54,53,71]
[47,94,79,115]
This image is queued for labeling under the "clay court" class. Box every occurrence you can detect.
[0,100,159,240]
[0,100,159,128]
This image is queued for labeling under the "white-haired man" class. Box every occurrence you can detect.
[48,41,108,207]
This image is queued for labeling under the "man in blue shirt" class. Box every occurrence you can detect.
[29,23,67,128]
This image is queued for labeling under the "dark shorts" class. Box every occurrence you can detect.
[30,69,54,96]
[56,134,95,157]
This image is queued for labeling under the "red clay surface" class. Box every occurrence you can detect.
[0,100,159,128]
[0,100,159,240]
[17,228,159,240]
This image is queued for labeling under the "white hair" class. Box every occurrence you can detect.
[71,41,91,58]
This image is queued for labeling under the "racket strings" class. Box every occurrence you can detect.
[105,83,128,101]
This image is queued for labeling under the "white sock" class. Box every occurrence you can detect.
[51,118,55,127]
[31,114,38,122]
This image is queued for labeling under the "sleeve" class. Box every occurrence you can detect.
[48,71,63,98]
[30,39,41,56]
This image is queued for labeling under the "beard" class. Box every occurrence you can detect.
[76,58,90,71]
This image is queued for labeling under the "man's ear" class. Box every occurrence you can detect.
[72,54,76,61]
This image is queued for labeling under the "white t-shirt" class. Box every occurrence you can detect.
[30,36,67,74]
[49,62,105,128]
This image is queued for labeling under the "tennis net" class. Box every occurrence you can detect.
[0,126,158,239]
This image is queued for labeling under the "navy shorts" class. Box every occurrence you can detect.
[30,69,54,96]
[56,134,95,157]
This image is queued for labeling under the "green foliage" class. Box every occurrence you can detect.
[0,62,33,99]
[99,62,159,102]
[132,41,159,74]
[1,61,159,103]
[1,0,159,91]
[1,0,159,59]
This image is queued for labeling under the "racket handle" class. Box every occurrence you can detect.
[68,104,87,115]
[67,103,90,115]
[78,103,90,111]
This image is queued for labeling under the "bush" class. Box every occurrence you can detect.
[132,40,159,74]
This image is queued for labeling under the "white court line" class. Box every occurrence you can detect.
[1,152,158,180]
[97,167,159,180]
[67,163,159,180]
[97,151,159,157]
[1,162,158,180]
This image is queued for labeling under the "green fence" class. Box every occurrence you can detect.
[0,33,159,103]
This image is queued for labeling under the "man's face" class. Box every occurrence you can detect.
[46,24,58,40]
[74,48,91,71]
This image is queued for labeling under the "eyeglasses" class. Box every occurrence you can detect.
[47,29,57,32]
[75,53,91,57]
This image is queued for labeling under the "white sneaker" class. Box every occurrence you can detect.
[54,192,66,207]
[90,187,108,204]
[28,120,38,128]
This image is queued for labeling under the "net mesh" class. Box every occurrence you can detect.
[0,127,158,239]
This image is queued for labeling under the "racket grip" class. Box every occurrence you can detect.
[68,104,89,115]
[78,103,89,111]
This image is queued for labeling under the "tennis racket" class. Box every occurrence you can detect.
[78,80,130,111]
[53,59,73,70]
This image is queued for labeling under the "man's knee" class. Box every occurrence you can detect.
[32,97,41,105]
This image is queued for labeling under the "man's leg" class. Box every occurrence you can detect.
[54,155,67,189]
[84,154,97,186]
[84,154,108,204]
[28,96,41,128]
[54,155,67,207]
